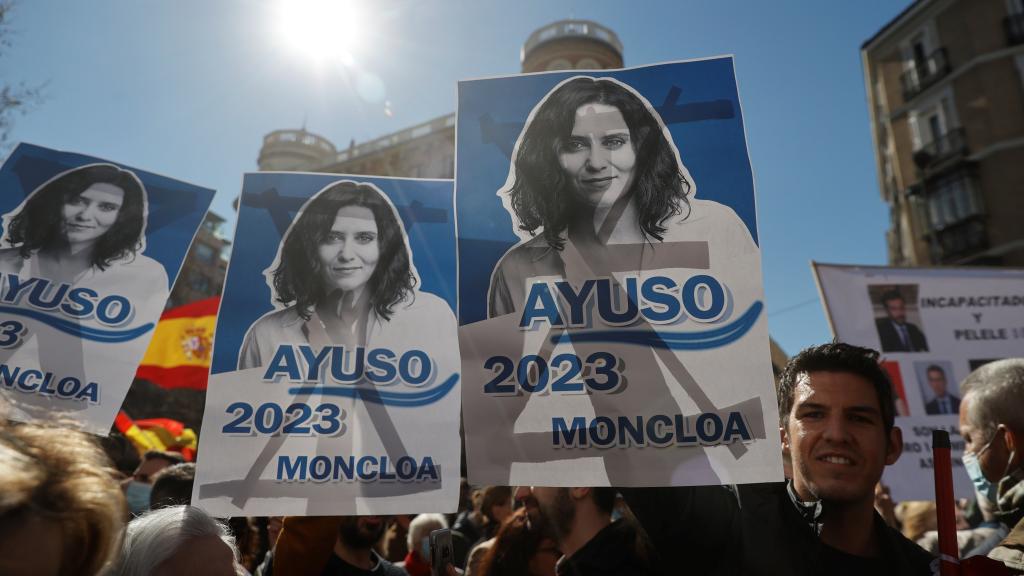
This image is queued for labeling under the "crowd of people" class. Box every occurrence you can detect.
[1,343,1023,575]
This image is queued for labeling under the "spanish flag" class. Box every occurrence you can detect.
[136,296,220,390]
[115,410,198,461]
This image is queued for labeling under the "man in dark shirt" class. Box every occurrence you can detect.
[923,365,961,415]
[623,343,938,575]
[322,516,407,576]
[520,486,654,576]
[875,289,929,352]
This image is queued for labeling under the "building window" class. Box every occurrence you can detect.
[195,243,216,265]
[926,174,982,231]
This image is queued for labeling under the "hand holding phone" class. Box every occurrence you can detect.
[429,528,454,576]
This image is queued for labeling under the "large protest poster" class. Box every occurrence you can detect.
[457,57,783,487]
[0,143,214,435]
[193,173,460,516]
[813,263,1024,500]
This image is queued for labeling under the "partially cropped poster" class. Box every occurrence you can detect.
[814,263,1024,501]
[193,173,460,516]
[457,57,783,487]
[0,143,214,435]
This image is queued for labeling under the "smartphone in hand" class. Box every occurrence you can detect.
[429,528,454,576]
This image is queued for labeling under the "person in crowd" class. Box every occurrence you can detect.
[519,486,655,576]
[321,516,407,576]
[123,449,185,515]
[874,288,928,352]
[477,508,560,576]
[149,462,196,509]
[959,358,1024,572]
[896,501,937,543]
[107,505,241,576]
[456,484,513,568]
[381,514,414,562]
[452,488,484,568]
[255,517,284,576]
[398,514,447,576]
[924,364,961,415]
[0,418,125,576]
[622,342,938,575]
[479,486,513,541]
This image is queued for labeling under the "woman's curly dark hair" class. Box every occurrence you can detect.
[272,181,415,321]
[507,76,691,250]
[478,508,557,576]
[5,163,147,270]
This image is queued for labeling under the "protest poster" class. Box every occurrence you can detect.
[813,263,1024,501]
[193,172,460,516]
[457,57,783,487]
[0,143,214,435]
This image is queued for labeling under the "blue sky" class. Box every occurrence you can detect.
[4,0,912,356]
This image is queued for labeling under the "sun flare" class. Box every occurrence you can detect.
[276,0,362,65]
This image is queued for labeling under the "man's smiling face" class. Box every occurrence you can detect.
[784,371,902,505]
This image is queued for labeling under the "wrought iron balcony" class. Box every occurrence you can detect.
[1006,13,1024,46]
[900,48,950,102]
[912,127,967,171]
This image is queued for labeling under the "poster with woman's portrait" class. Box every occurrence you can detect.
[0,143,215,434]
[457,58,782,487]
[193,172,460,516]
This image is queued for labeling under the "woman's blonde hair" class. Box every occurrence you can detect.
[0,418,126,575]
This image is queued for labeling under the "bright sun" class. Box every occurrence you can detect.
[276,0,362,65]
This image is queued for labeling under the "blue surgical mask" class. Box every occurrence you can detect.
[125,481,152,515]
[420,536,431,561]
[962,449,998,505]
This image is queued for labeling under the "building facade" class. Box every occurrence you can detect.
[167,211,231,307]
[863,0,1024,266]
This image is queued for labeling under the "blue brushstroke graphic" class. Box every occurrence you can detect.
[287,373,459,407]
[550,301,763,350]
[0,305,154,343]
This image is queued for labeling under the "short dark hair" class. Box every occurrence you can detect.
[591,487,617,516]
[142,450,185,467]
[880,288,905,307]
[272,181,415,321]
[5,163,147,270]
[507,77,690,250]
[777,342,896,435]
[149,463,195,509]
[926,365,946,377]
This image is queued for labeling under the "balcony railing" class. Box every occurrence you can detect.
[912,127,967,171]
[900,48,950,102]
[929,218,988,263]
[1006,13,1024,46]
[913,170,988,263]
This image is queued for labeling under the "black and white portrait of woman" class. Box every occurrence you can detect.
[489,76,758,314]
[239,180,455,369]
[0,163,167,290]
[476,76,771,486]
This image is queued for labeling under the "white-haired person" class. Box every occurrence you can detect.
[398,513,448,576]
[107,505,242,576]
[959,358,1024,572]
